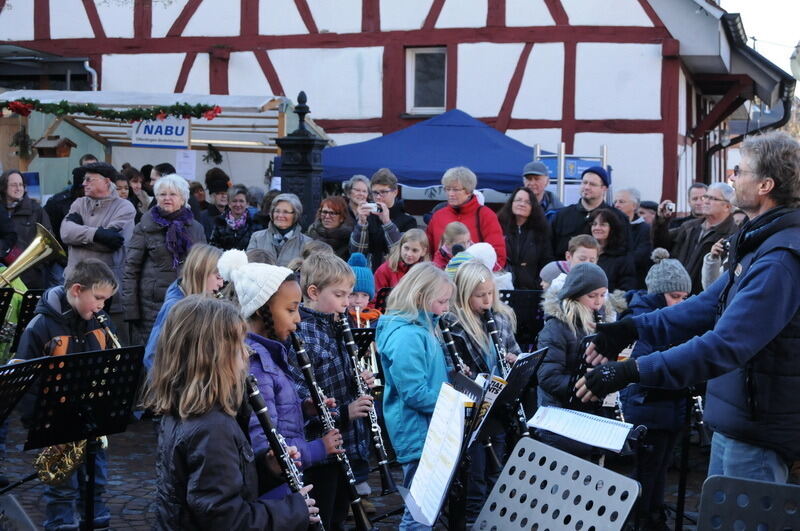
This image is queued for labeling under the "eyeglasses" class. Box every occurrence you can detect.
[512,198,532,205]
[6,183,24,189]
[273,209,295,216]
[319,210,340,217]
[702,194,729,203]
[371,188,394,197]
[444,187,466,193]
[83,176,104,184]
[733,167,756,177]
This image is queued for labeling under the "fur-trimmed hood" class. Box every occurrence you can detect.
[541,285,628,323]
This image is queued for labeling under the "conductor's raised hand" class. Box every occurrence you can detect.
[575,359,640,403]
[591,319,639,363]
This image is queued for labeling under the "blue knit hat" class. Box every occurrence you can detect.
[581,166,611,187]
[348,253,375,298]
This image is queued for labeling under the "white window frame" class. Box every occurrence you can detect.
[405,47,447,115]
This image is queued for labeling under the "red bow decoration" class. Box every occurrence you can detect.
[7,101,34,117]
[203,105,222,120]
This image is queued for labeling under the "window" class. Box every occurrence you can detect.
[405,47,446,114]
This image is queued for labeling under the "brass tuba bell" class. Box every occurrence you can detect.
[0,223,66,289]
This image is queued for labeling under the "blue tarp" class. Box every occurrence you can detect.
[321,109,536,193]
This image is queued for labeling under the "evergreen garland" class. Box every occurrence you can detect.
[0,98,222,122]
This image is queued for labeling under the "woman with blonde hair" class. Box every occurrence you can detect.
[143,243,224,370]
[143,295,316,530]
[373,228,429,293]
[376,262,454,531]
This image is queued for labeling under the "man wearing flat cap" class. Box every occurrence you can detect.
[522,161,563,214]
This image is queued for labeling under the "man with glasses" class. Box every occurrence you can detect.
[576,131,800,484]
[349,168,416,270]
[653,182,737,294]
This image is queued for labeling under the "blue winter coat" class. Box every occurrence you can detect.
[143,280,184,371]
[619,291,684,431]
[246,333,326,499]
[376,310,449,464]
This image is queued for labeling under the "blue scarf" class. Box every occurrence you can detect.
[150,206,195,269]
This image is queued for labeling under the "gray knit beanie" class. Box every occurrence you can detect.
[645,248,692,294]
[558,262,608,300]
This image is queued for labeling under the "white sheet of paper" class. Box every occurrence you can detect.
[528,406,633,452]
[175,150,197,181]
[406,383,467,526]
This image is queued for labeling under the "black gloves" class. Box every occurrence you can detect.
[583,359,640,397]
[593,319,639,361]
[65,212,84,225]
[93,227,124,250]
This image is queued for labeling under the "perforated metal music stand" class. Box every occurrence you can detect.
[698,475,800,530]
[0,287,14,321]
[473,437,640,531]
[499,290,544,347]
[10,289,44,353]
[0,357,44,424]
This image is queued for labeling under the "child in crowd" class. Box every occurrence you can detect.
[620,249,691,530]
[216,249,342,499]
[285,253,375,530]
[16,259,119,531]
[376,262,454,531]
[536,262,626,459]
[445,260,521,525]
[143,296,316,530]
[346,253,380,328]
[374,229,429,293]
[539,234,600,291]
[143,243,224,370]
[432,221,472,269]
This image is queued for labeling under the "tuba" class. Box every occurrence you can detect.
[0,224,66,291]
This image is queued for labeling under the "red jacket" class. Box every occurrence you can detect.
[374,259,413,293]
[432,247,452,269]
[425,195,507,269]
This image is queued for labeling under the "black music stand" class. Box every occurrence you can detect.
[11,289,45,353]
[25,347,144,531]
[373,287,392,313]
[499,290,544,348]
[0,287,14,321]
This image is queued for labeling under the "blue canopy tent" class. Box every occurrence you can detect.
[321,109,537,193]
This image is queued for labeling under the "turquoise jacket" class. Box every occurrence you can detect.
[376,310,449,464]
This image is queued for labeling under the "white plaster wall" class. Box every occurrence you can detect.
[307,0,361,34]
[228,52,272,96]
[457,42,524,117]
[269,48,383,119]
[573,132,664,201]
[575,43,662,120]
[678,69,687,135]
[182,53,210,94]
[512,43,564,120]
[95,2,134,38]
[435,0,487,29]
[676,142,693,207]
[379,0,432,31]
[102,54,186,93]
[150,0,190,38]
[328,132,383,146]
[505,0,554,26]
[182,0,240,36]
[112,146,275,191]
[0,0,34,41]
[505,129,562,153]
[259,0,308,35]
[50,0,94,39]
[561,0,653,26]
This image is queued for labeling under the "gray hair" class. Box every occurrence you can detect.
[708,182,735,203]
[740,131,800,208]
[342,174,370,195]
[270,193,303,224]
[442,166,477,194]
[228,186,248,202]
[154,174,190,205]
[615,187,641,207]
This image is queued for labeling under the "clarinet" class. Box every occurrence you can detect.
[289,333,376,531]
[245,375,324,531]
[483,309,530,437]
[339,315,398,496]
[438,317,467,374]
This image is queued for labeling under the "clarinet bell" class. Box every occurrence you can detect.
[379,462,398,496]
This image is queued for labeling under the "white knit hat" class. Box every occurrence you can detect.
[466,242,497,271]
[217,249,294,318]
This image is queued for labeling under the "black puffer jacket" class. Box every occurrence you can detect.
[504,225,552,290]
[155,409,308,531]
[597,246,637,292]
[209,210,264,251]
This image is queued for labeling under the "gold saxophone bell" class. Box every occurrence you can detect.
[33,440,87,485]
[0,224,66,292]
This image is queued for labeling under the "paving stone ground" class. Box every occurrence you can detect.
[3,413,705,529]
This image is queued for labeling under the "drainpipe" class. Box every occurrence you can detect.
[83,60,98,91]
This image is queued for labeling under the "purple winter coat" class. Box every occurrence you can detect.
[246,332,327,499]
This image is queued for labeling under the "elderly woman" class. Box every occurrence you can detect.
[209,188,265,250]
[343,174,371,223]
[425,166,507,269]
[247,193,311,266]
[0,170,52,289]
[123,174,206,345]
[306,196,353,260]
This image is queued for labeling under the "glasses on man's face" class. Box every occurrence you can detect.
[83,176,103,184]
[702,194,729,203]
[371,188,394,197]
[733,167,756,178]
[319,210,339,218]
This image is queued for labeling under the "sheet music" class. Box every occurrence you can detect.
[528,406,633,452]
[405,383,468,526]
[467,375,506,447]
